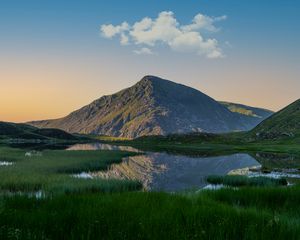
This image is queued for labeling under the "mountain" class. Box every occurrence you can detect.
[219,101,273,129]
[0,121,78,140]
[28,76,272,138]
[250,99,300,139]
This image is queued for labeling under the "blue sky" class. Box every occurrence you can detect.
[1,0,299,121]
[1,0,299,55]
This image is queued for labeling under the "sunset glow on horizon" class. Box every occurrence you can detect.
[1,0,299,123]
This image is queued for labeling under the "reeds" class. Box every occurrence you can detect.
[206,175,288,187]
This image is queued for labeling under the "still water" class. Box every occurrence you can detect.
[67,143,261,192]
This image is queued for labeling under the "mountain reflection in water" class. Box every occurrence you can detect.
[67,143,260,192]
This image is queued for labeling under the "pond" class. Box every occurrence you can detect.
[8,142,300,192]
[67,143,261,192]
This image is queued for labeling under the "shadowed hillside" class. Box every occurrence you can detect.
[0,121,78,140]
[220,101,273,129]
[251,99,300,139]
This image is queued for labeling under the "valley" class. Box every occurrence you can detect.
[2,1,299,238]
[1,78,299,239]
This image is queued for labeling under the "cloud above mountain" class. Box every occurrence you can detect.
[133,47,155,55]
[100,11,226,59]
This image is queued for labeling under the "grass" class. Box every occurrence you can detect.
[1,141,300,239]
[249,99,300,139]
[206,175,288,187]
[2,188,300,239]
[0,146,141,194]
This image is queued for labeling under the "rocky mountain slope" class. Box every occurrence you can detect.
[29,76,272,138]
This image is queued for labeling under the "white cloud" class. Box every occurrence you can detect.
[120,33,129,45]
[133,47,155,55]
[130,11,181,46]
[181,14,227,32]
[101,22,129,38]
[100,11,226,59]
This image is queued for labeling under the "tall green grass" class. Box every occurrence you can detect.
[207,175,288,187]
[1,189,300,239]
[1,145,300,239]
[0,146,141,194]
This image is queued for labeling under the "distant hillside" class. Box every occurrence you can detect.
[219,101,273,129]
[0,121,78,140]
[29,76,272,138]
[250,99,300,139]
[219,101,273,118]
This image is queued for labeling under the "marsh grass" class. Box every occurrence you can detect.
[0,146,141,194]
[1,189,300,239]
[1,145,300,239]
[207,175,288,187]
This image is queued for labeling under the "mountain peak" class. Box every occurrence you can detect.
[137,75,170,86]
[28,76,273,138]
[136,75,193,94]
[140,75,164,82]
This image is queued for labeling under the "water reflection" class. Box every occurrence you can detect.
[98,153,260,191]
[68,143,260,192]
[10,142,300,192]
[67,143,141,153]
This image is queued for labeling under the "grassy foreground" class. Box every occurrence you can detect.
[1,143,300,239]
[2,186,300,239]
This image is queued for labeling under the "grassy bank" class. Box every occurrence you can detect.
[95,132,300,155]
[2,187,300,239]
[0,146,141,194]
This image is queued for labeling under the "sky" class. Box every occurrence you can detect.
[0,0,299,122]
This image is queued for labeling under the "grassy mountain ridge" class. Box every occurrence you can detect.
[29,75,272,138]
[0,121,78,140]
[251,99,300,139]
